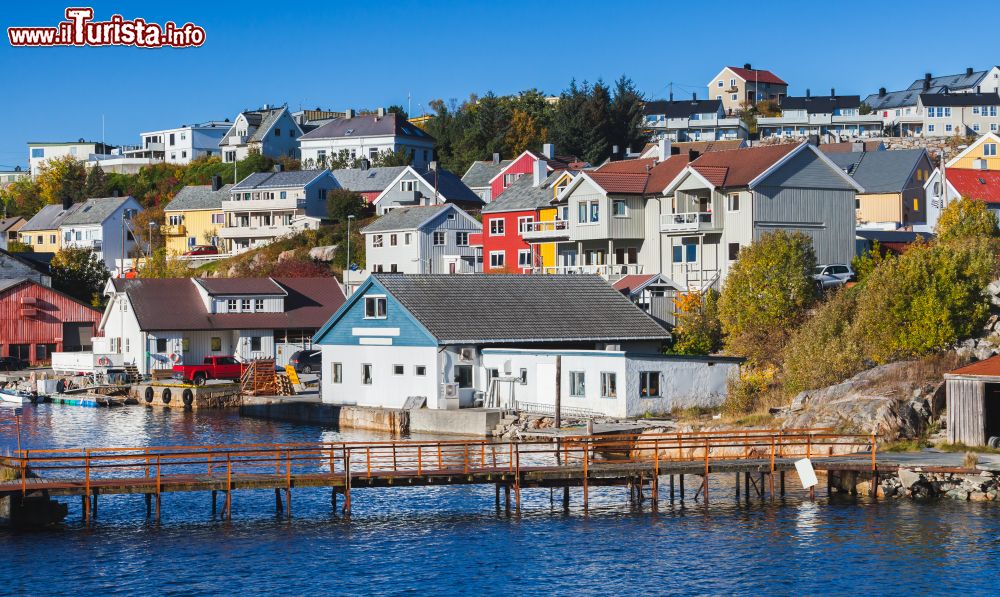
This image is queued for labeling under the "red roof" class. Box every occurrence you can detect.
[948,355,1000,378]
[689,143,801,188]
[612,274,656,294]
[587,171,650,194]
[726,66,787,86]
[947,168,1000,204]
[596,158,657,173]
[588,154,690,195]
[647,155,691,193]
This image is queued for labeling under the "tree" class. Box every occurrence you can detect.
[85,163,109,198]
[50,248,110,306]
[851,240,892,284]
[717,231,818,364]
[369,149,412,168]
[671,289,722,355]
[36,155,87,207]
[137,248,192,278]
[608,76,648,156]
[326,189,368,222]
[550,80,591,159]
[505,109,543,156]
[859,102,873,115]
[5,239,32,253]
[581,80,612,164]
[782,289,865,396]
[0,177,45,217]
[935,196,1000,243]
[387,105,409,120]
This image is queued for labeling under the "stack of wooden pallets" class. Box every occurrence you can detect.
[240,359,279,396]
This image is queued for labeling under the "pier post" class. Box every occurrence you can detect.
[669,475,674,505]
[562,486,570,512]
[212,490,217,516]
[504,482,511,515]
[342,448,352,516]
[275,488,283,513]
[285,489,292,519]
[651,475,659,509]
[759,472,765,499]
[744,472,750,501]
[81,495,88,524]
[780,471,786,497]
[495,483,500,512]
[145,493,152,517]
[735,472,740,500]
[679,474,685,504]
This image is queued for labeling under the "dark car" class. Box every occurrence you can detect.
[0,356,29,371]
[289,350,322,374]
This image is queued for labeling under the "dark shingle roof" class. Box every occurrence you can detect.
[330,166,409,193]
[827,149,927,194]
[232,170,330,190]
[194,278,287,296]
[62,196,134,225]
[372,274,670,344]
[644,99,722,119]
[414,169,482,204]
[863,89,921,111]
[780,95,861,112]
[20,203,83,231]
[482,172,561,213]
[462,160,513,188]
[361,205,454,233]
[907,70,987,92]
[165,184,233,211]
[920,92,1000,107]
[300,113,433,141]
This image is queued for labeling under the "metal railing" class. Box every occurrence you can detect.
[530,264,643,278]
[660,211,717,232]
[520,220,570,239]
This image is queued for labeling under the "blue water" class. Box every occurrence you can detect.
[2,404,1000,595]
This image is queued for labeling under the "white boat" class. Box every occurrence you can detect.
[0,388,35,404]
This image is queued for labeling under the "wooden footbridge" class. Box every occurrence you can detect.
[0,429,879,524]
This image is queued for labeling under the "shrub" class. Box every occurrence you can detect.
[722,365,778,416]
[782,289,866,395]
[936,196,1000,243]
[671,289,722,355]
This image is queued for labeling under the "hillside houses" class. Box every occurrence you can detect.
[362,204,481,274]
[220,106,303,162]
[299,110,436,170]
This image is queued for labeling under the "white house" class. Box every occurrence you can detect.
[362,204,481,274]
[28,140,116,176]
[299,109,436,170]
[371,166,484,214]
[100,276,345,373]
[219,106,303,163]
[59,195,143,271]
[313,274,738,418]
[643,96,747,142]
[220,167,339,254]
[125,121,230,165]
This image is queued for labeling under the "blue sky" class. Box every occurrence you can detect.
[1,0,995,169]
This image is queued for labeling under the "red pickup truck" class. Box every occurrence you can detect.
[172,356,245,385]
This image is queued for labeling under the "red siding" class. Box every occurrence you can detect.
[360,191,381,204]
[479,209,538,273]
[490,152,538,200]
[0,280,102,363]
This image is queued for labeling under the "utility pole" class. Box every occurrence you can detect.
[554,355,562,428]
[346,215,355,295]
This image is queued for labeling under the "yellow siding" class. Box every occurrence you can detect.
[20,228,61,253]
[856,193,903,224]
[537,207,557,268]
[950,137,1000,170]
[164,209,222,255]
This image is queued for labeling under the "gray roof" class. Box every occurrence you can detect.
[462,160,513,188]
[482,172,560,213]
[330,166,409,193]
[370,274,670,344]
[907,70,987,92]
[300,113,433,141]
[921,92,1000,107]
[863,89,922,111]
[232,170,330,190]
[165,184,233,212]
[0,278,29,294]
[62,196,134,226]
[0,216,24,232]
[361,205,453,233]
[220,107,289,146]
[414,169,482,205]
[20,202,84,231]
[828,149,928,194]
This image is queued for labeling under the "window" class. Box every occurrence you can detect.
[729,78,736,87]
[168,214,184,225]
[125,338,130,353]
[717,80,723,88]
[569,371,586,397]
[612,199,628,217]
[489,251,505,269]
[928,124,935,132]
[601,372,617,398]
[241,298,251,311]
[254,299,264,311]
[49,234,56,244]
[31,148,44,158]
[369,148,379,161]
[393,364,405,375]
[390,264,398,273]
[519,368,528,385]
[614,247,638,264]
[212,213,225,225]
[913,198,919,211]
[364,295,388,319]
[454,365,473,388]
[672,245,683,263]
[731,94,738,101]
[685,242,697,262]
[390,234,398,246]
[405,233,412,245]
[250,336,262,352]
[433,231,446,245]
[183,338,191,352]
[362,363,373,385]
[227,299,237,311]
[503,173,520,187]
[727,193,740,212]
[372,234,383,248]
[155,338,167,352]
[729,242,740,261]
[518,249,532,268]
[455,232,469,246]
[415,365,427,376]
[211,337,222,351]
[985,144,998,157]
[578,200,599,223]
[945,125,953,133]
[489,218,505,236]
[640,371,660,397]
[400,180,416,192]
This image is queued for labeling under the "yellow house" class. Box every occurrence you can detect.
[162,180,231,255]
[18,201,83,252]
[537,172,575,268]
[947,132,1000,170]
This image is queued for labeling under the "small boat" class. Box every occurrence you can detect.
[0,388,34,404]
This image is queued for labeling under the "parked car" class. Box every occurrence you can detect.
[0,356,29,371]
[288,350,322,375]
[813,264,856,289]
[173,356,245,385]
[184,245,220,256]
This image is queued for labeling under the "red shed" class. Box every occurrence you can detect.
[0,278,102,363]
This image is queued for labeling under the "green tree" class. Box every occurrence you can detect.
[935,196,1000,242]
[50,248,110,306]
[851,240,892,284]
[5,239,32,253]
[369,148,413,167]
[671,289,722,355]
[0,177,45,217]
[608,76,648,156]
[718,231,818,364]
[782,289,865,395]
[85,163,109,198]
[36,155,87,206]
[859,102,873,115]
[137,247,193,278]
[326,189,368,222]
[386,105,409,120]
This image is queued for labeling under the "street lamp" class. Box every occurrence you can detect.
[346,215,356,295]
[148,220,157,256]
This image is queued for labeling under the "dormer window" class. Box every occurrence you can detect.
[227,299,237,311]
[254,298,264,310]
[401,180,416,192]
[241,298,251,311]
[364,295,387,319]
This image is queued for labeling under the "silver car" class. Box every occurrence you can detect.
[813,264,856,289]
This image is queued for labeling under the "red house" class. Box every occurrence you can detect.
[0,278,102,363]
[488,145,585,201]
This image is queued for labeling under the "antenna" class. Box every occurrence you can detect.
[407,92,412,117]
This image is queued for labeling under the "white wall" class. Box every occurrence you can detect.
[320,344,439,408]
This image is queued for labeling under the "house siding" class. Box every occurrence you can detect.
[0,280,102,363]
[753,186,856,265]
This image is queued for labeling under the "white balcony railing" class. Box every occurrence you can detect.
[520,219,570,240]
[530,263,643,280]
[660,211,718,233]
[227,135,248,146]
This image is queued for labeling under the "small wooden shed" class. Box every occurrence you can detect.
[944,356,1000,447]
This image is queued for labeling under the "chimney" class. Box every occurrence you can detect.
[211,175,222,191]
[359,158,370,171]
[976,86,982,94]
[807,134,820,147]
[967,67,974,77]
[541,143,555,159]
[658,138,672,159]
[879,87,887,97]
[429,161,438,171]
[62,195,73,211]
[692,92,697,101]
[612,145,620,159]
[831,88,836,97]
[492,152,500,164]
[344,108,354,119]
[806,88,811,98]
[669,91,674,101]
[744,63,752,70]
[376,107,386,118]
[532,159,547,187]
[273,164,283,173]
[923,73,932,91]
[852,142,864,152]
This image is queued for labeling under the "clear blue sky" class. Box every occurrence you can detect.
[1,0,994,169]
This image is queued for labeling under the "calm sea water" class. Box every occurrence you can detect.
[2,404,999,595]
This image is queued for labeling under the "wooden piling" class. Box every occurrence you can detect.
[504,482,511,514]
[563,486,570,512]
[780,471,786,497]
[669,475,674,504]
[212,490,217,516]
[275,488,283,513]
[679,474,685,503]
[735,472,740,499]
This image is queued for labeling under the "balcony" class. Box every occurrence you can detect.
[218,224,291,239]
[520,219,570,241]
[145,142,164,151]
[227,135,248,146]
[660,211,719,233]
[221,196,305,210]
[161,224,186,236]
[530,263,643,281]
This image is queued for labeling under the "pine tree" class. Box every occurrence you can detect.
[85,163,109,197]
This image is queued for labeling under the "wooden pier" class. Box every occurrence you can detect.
[0,429,880,524]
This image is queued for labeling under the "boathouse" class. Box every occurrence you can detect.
[944,356,1000,447]
[312,273,739,417]
[0,277,102,364]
